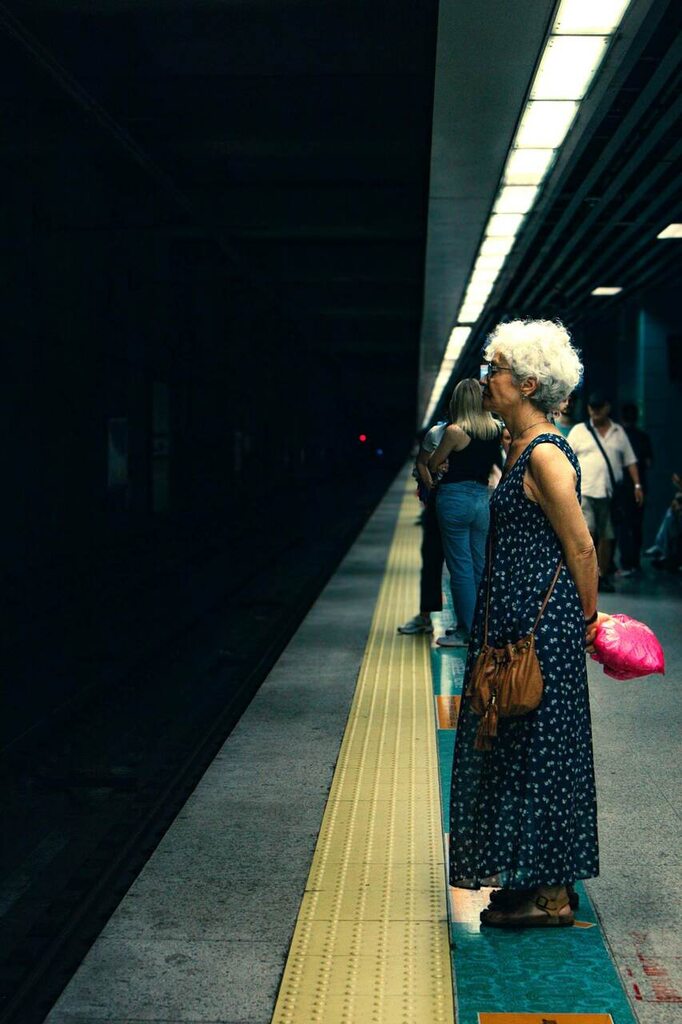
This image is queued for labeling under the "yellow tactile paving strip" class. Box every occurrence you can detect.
[271,484,455,1024]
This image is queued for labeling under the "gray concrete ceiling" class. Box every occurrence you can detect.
[418,0,556,416]
[2,0,678,439]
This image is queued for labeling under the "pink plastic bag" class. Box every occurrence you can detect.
[590,613,665,680]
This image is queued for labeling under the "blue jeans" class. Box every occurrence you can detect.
[436,481,490,632]
[654,507,680,561]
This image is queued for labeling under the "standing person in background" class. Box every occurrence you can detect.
[428,379,501,648]
[567,393,643,592]
[488,424,511,488]
[398,422,448,635]
[645,472,682,571]
[617,402,653,576]
[554,394,576,438]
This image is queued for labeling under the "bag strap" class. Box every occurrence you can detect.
[586,422,617,491]
[482,526,563,645]
[530,557,563,635]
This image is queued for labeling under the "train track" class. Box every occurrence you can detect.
[0,467,399,1024]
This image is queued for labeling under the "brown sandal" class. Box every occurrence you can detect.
[481,891,575,928]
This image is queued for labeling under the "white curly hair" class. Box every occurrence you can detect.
[484,319,583,413]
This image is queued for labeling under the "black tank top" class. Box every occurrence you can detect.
[440,432,501,486]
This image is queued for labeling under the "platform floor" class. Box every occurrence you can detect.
[44,474,682,1024]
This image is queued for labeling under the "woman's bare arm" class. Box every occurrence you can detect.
[524,443,599,633]
[416,447,434,489]
[428,424,470,472]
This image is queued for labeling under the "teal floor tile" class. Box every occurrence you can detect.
[429,585,637,1024]
[437,730,456,827]
[430,612,467,697]
[452,922,637,1023]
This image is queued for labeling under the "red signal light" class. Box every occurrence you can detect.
[358,434,367,443]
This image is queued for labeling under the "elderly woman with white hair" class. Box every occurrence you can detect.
[449,319,607,928]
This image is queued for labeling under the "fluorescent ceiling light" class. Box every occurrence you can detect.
[504,148,557,185]
[470,268,499,282]
[516,101,578,149]
[465,289,494,306]
[464,291,492,309]
[480,236,515,257]
[467,279,497,297]
[486,212,525,237]
[469,266,499,283]
[553,0,632,35]
[449,326,472,344]
[591,286,622,295]
[445,326,471,360]
[444,346,464,365]
[458,306,483,323]
[475,254,507,271]
[657,223,682,239]
[494,185,539,214]
[466,275,495,292]
[531,36,609,101]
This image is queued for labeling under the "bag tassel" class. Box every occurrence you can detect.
[474,692,499,751]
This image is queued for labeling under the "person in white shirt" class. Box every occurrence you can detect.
[567,393,643,591]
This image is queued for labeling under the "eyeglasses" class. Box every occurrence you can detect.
[479,362,512,381]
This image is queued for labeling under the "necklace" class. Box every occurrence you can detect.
[511,418,548,442]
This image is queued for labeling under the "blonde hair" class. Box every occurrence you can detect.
[448,378,500,440]
[484,319,583,413]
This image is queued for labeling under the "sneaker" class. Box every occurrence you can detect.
[644,545,662,558]
[398,615,433,635]
[615,567,637,578]
[436,629,470,647]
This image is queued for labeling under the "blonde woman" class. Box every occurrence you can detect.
[428,379,501,647]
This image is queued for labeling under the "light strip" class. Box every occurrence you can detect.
[422,328,474,424]
[485,212,526,237]
[515,101,579,148]
[424,0,634,426]
[657,223,682,239]
[504,148,557,185]
[480,236,515,256]
[469,269,499,284]
[474,254,507,270]
[458,306,484,323]
[531,36,609,101]
[552,0,632,34]
[465,276,496,293]
[494,185,540,214]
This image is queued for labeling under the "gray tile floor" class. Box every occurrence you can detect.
[44,476,406,1024]
[44,487,682,1024]
[586,575,682,1022]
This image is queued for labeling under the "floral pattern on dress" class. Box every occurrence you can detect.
[448,433,599,890]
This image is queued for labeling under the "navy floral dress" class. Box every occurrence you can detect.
[449,433,599,890]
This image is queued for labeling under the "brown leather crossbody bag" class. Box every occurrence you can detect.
[465,534,563,751]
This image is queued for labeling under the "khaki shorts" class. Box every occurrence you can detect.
[582,495,614,540]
